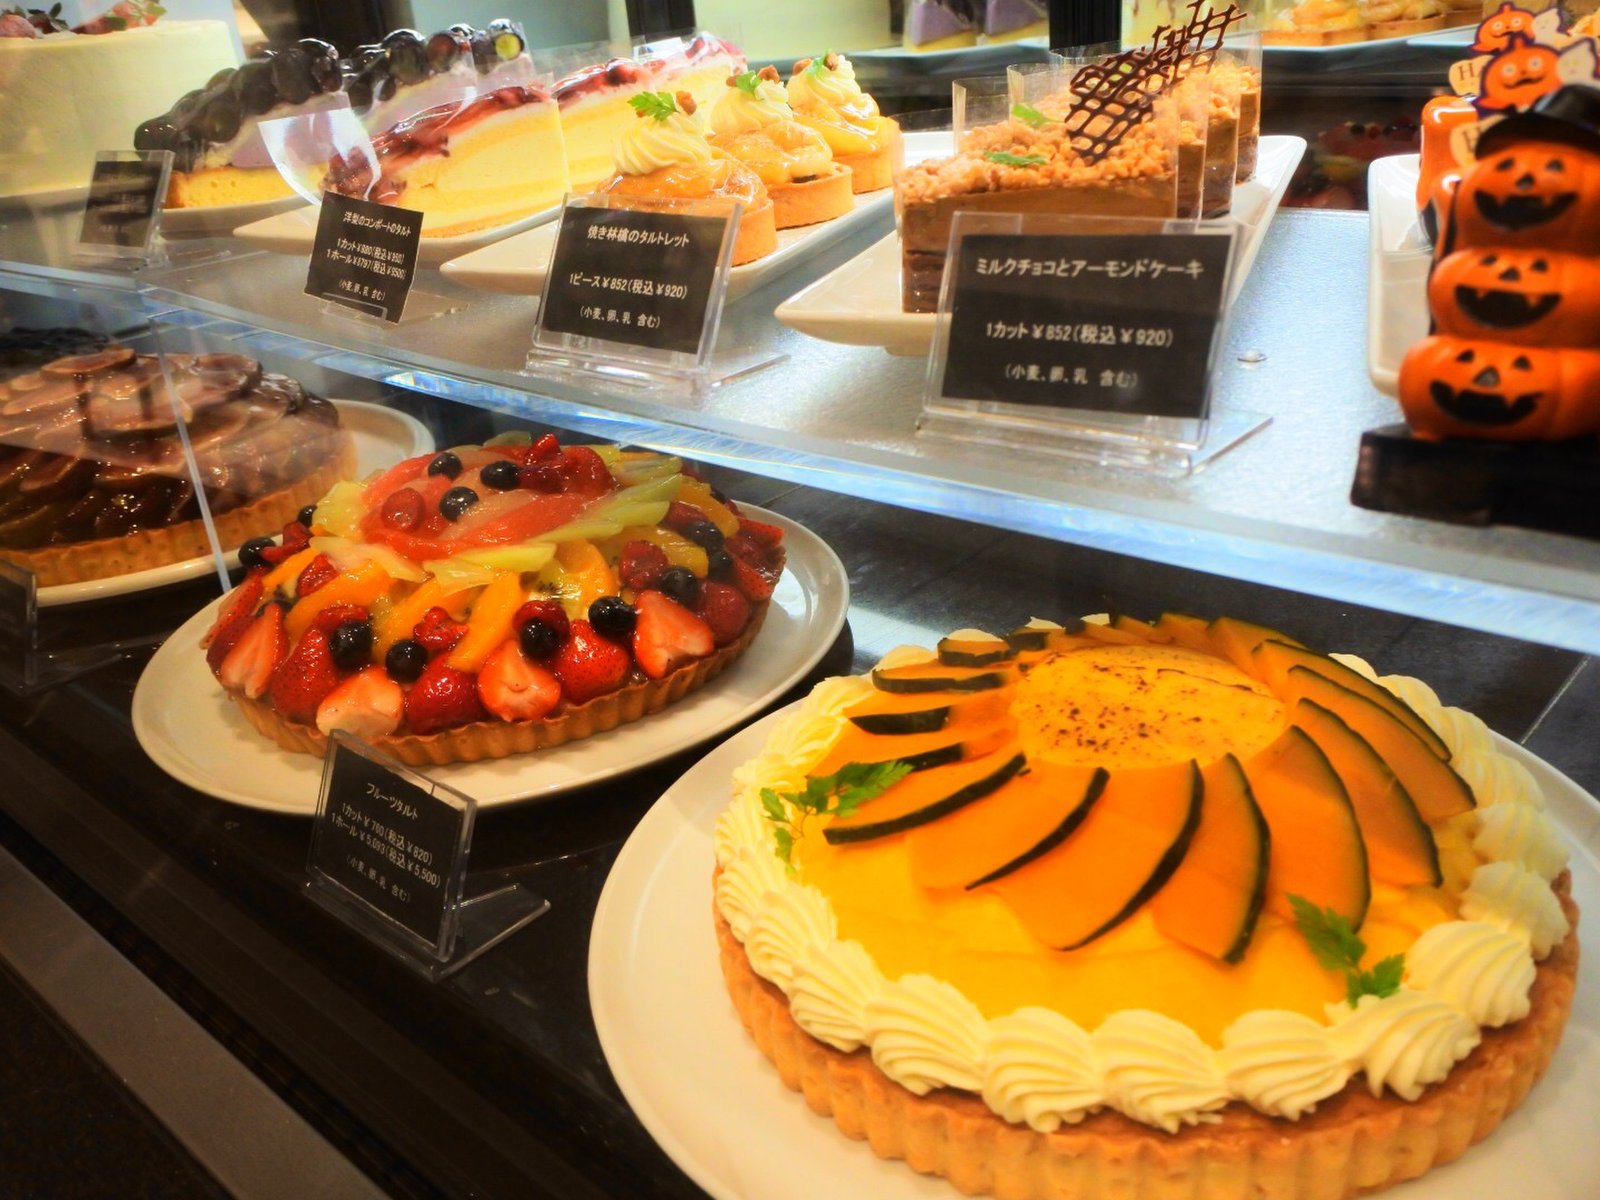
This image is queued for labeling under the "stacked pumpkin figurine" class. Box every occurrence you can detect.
[201,433,786,764]
[1403,85,1600,441]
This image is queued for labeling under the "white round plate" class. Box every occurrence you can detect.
[161,194,307,238]
[38,400,433,608]
[589,723,1600,1200]
[131,507,847,815]
[0,182,90,210]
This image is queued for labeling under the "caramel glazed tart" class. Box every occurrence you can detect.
[0,349,356,587]
[232,586,774,767]
[715,879,1578,1200]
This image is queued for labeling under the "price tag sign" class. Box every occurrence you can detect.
[309,735,473,952]
[76,150,172,261]
[305,192,423,323]
[934,228,1235,420]
[533,200,736,362]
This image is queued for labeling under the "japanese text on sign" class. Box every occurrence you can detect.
[305,192,423,323]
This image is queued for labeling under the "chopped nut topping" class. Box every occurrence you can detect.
[792,57,811,75]
[676,90,696,115]
[757,64,780,83]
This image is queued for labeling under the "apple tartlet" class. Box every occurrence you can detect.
[714,613,1577,1199]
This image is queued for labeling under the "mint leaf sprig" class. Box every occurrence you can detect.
[733,69,763,95]
[761,760,912,869]
[628,91,679,121]
[1011,102,1052,129]
[984,150,1048,167]
[1289,894,1406,1007]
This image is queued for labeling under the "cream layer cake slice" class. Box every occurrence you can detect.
[321,85,568,238]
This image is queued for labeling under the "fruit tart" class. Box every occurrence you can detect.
[714,612,1578,1200]
[204,434,787,766]
[785,52,903,193]
[1264,0,1368,45]
[596,89,777,266]
[0,348,354,587]
[710,67,853,229]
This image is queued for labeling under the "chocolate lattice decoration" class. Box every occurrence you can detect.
[1062,2,1245,163]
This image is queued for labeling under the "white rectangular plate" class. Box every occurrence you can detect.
[437,130,956,299]
[1366,153,1431,397]
[775,134,1305,357]
[232,200,562,267]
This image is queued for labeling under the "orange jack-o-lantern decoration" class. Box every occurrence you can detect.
[1398,335,1600,440]
[1446,138,1600,250]
[1430,248,1600,345]
[1472,2,1543,53]
[1477,38,1565,114]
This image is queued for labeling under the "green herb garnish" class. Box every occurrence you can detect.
[733,70,763,95]
[806,50,837,77]
[1011,102,1050,128]
[628,91,679,121]
[984,150,1048,167]
[1289,894,1406,1007]
[762,760,913,869]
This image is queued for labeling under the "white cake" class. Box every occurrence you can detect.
[0,21,237,197]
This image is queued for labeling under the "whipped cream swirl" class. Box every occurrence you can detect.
[711,74,792,136]
[1094,1011,1229,1132]
[789,938,882,1052]
[983,1007,1103,1131]
[1329,990,1480,1101]
[1405,921,1535,1026]
[787,53,877,116]
[614,107,712,175]
[1460,861,1570,957]
[865,974,987,1094]
[1219,1010,1352,1118]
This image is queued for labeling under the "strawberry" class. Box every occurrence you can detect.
[517,462,563,492]
[724,530,767,567]
[380,486,425,530]
[735,517,785,550]
[295,553,339,598]
[405,658,487,734]
[413,606,467,655]
[503,433,561,464]
[557,445,614,496]
[664,500,705,533]
[693,581,751,647]
[218,604,288,699]
[268,627,343,726]
[477,642,562,722]
[551,619,631,703]
[260,520,310,566]
[203,571,264,673]
[316,667,404,739]
[311,604,371,634]
[727,556,777,603]
[618,539,668,592]
[632,590,714,679]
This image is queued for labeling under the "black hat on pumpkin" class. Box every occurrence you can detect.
[1477,84,1600,158]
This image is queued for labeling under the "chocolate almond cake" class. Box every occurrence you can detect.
[0,349,356,586]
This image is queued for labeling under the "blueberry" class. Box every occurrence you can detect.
[296,504,318,529]
[683,519,723,552]
[382,27,425,49]
[658,566,699,607]
[385,639,428,683]
[134,116,179,153]
[479,459,519,491]
[519,618,561,660]
[706,547,733,577]
[426,450,462,478]
[269,47,315,105]
[425,30,461,71]
[205,66,234,90]
[231,60,278,117]
[589,596,636,641]
[387,38,429,85]
[329,620,373,671]
[470,30,494,69]
[238,536,275,569]
[439,486,479,521]
[345,74,373,110]
[197,94,242,144]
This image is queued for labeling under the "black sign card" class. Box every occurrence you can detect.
[305,192,424,324]
[311,739,467,949]
[77,150,171,254]
[538,205,730,357]
[939,231,1234,420]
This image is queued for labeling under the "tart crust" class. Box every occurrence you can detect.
[772,163,855,228]
[0,434,358,588]
[838,120,904,193]
[714,876,1578,1200]
[1262,26,1369,45]
[231,598,770,766]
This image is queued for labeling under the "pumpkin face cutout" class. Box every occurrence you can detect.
[1477,39,1563,113]
[1453,138,1600,249]
[1430,248,1600,344]
[1398,335,1600,441]
[1471,3,1545,53]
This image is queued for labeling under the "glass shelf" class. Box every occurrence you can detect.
[4,204,1598,655]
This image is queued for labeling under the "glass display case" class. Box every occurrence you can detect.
[0,2,1596,1197]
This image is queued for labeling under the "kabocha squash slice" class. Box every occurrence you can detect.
[844,687,1016,736]
[1078,622,1150,648]
[871,659,1018,694]
[1253,640,1451,761]
[812,723,1013,777]
[1208,616,1304,674]
[978,760,1202,950]
[1110,614,1174,644]
[1153,611,1214,654]
[823,746,1026,843]
[1283,667,1474,823]
[1005,619,1086,651]
[1244,726,1371,928]
[906,763,1108,890]
[937,632,1017,668]
[1291,698,1441,887]
[1149,754,1271,963]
